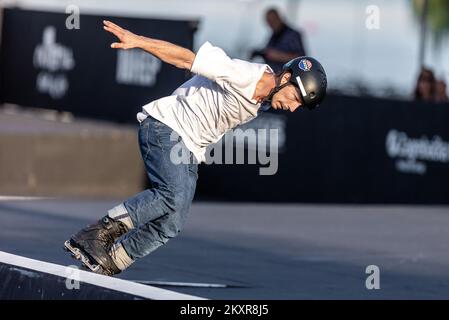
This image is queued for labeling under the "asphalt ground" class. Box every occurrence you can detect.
[1,198,449,299]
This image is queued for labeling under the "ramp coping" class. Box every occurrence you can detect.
[0,251,207,300]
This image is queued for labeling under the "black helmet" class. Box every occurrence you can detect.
[282,57,327,110]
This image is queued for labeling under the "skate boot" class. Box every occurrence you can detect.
[64,216,128,276]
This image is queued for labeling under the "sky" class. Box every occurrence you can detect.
[3,0,449,99]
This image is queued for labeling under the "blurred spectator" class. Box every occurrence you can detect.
[251,8,306,73]
[414,68,436,102]
[435,79,449,103]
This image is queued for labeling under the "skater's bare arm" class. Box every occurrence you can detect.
[103,20,195,70]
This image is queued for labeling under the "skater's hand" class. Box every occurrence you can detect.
[103,20,142,50]
[103,20,195,70]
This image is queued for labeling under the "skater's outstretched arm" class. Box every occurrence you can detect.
[103,20,195,70]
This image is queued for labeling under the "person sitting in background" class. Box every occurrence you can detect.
[251,8,307,73]
[435,79,449,103]
[414,68,436,102]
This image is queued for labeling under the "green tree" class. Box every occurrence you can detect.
[412,0,449,42]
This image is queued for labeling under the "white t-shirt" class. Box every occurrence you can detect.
[137,41,271,163]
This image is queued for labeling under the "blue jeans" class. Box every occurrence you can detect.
[118,116,198,260]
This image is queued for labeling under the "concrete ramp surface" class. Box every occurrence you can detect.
[0,251,206,300]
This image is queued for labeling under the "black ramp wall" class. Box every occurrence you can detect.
[196,95,449,204]
[1,9,448,204]
[0,8,196,123]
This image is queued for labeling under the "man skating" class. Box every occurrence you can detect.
[64,20,327,276]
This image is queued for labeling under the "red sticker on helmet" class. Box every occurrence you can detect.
[298,59,312,72]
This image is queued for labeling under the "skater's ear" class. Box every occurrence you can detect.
[279,72,292,85]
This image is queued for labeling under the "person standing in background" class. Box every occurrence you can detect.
[251,8,307,73]
[414,68,436,102]
[435,79,449,103]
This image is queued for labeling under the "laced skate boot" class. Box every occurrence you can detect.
[64,216,128,275]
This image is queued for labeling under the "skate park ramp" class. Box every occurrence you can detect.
[0,251,205,300]
[2,198,449,299]
[0,107,144,198]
